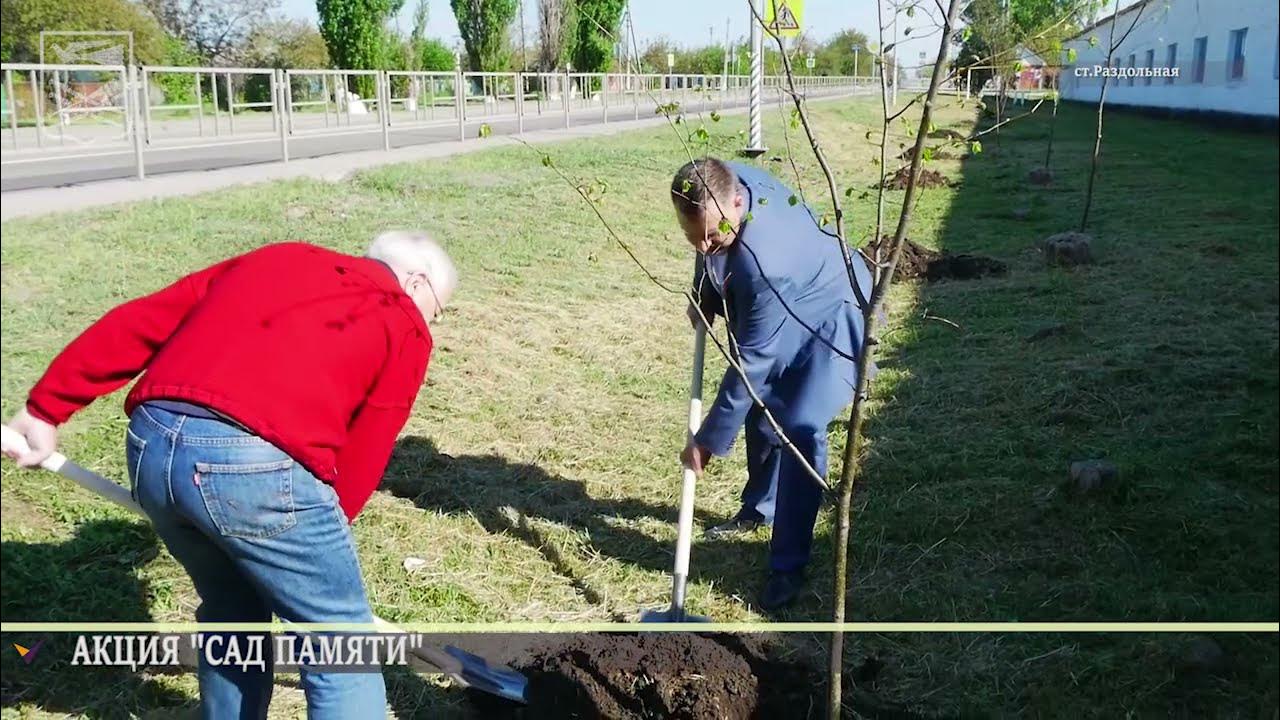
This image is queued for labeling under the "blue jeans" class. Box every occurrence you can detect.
[126,403,386,720]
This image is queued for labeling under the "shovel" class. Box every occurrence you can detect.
[640,316,710,623]
[0,424,528,705]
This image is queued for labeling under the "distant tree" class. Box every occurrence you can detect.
[1,0,169,63]
[813,29,872,76]
[568,0,623,72]
[140,0,279,63]
[317,0,403,91]
[536,0,574,70]
[451,0,518,71]
[241,17,330,68]
[416,37,456,70]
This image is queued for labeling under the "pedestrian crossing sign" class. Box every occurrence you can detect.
[763,0,804,37]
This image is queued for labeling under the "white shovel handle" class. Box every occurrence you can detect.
[672,324,706,583]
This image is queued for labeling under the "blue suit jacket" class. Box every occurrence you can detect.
[692,163,875,456]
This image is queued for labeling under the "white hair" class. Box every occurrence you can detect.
[366,230,458,296]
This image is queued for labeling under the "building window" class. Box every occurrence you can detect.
[1228,28,1247,80]
[1127,53,1136,86]
[1166,43,1178,85]
[1193,36,1208,83]
[1144,49,1155,85]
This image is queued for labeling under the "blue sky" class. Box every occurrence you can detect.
[279,0,944,66]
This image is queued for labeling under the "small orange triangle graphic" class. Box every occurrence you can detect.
[13,643,30,658]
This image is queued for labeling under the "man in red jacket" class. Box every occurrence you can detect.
[5,232,456,719]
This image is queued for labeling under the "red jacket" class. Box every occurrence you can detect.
[26,242,432,521]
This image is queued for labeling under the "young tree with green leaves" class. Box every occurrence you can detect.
[451,0,518,71]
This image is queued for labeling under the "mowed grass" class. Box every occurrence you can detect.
[2,95,1277,718]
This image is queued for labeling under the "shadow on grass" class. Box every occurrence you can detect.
[814,99,1279,715]
[0,519,194,718]
[383,436,770,619]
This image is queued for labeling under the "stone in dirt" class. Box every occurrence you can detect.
[1028,167,1054,186]
[473,633,818,720]
[1042,232,1093,266]
[1068,459,1118,494]
[865,237,1008,282]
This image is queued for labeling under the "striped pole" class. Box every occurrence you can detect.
[744,0,766,156]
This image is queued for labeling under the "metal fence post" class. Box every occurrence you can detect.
[516,72,525,135]
[211,72,220,136]
[285,70,295,135]
[455,68,465,141]
[269,67,279,132]
[380,71,391,151]
[563,69,571,129]
[195,71,204,136]
[141,68,153,145]
[633,72,640,120]
[601,74,608,124]
[128,65,145,179]
[30,70,44,148]
[50,69,65,145]
[5,69,17,149]
[277,69,289,163]
[225,72,235,134]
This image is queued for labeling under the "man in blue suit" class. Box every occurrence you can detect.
[672,157,874,610]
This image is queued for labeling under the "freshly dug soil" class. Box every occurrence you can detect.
[865,238,1008,282]
[880,167,951,190]
[473,633,818,720]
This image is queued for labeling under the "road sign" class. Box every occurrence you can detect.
[806,53,815,69]
[763,0,803,38]
[667,52,675,70]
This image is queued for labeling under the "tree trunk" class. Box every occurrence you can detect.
[826,2,964,718]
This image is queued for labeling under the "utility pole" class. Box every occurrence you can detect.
[518,0,527,71]
[721,17,731,88]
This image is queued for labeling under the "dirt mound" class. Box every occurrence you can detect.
[473,633,817,720]
[865,238,1008,282]
[880,167,951,190]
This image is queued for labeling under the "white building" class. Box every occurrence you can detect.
[1060,0,1279,118]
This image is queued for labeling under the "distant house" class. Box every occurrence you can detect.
[1011,46,1048,90]
[1060,0,1279,118]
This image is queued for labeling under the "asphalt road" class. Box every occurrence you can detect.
[0,88,859,192]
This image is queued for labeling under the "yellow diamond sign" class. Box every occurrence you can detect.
[763,0,804,37]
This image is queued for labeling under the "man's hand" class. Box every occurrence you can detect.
[687,301,714,330]
[680,442,713,476]
[4,408,58,468]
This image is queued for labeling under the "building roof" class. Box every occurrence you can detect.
[1067,0,1152,44]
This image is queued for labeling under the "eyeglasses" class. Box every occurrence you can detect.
[419,272,446,323]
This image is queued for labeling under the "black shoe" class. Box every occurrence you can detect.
[703,514,765,539]
[759,571,805,611]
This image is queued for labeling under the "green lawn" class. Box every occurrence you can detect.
[1,96,1277,718]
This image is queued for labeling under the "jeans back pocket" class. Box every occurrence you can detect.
[125,427,148,507]
[194,459,297,539]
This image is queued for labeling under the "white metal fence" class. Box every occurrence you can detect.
[1,63,863,180]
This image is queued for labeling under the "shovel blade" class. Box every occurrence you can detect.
[638,607,710,623]
[443,646,529,705]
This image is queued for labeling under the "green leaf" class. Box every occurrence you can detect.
[962,27,972,42]
[844,187,855,197]
[922,147,934,163]
[1088,35,1099,48]
[970,140,983,154]
[905,4,915,17]
[1067,48,1078,63]
[744,211,754,222]
[681,179,693,193]
[787,194,799,206]
[478,123,492,138]
[710,111,721,122]
[717,218,733,234]
[693,126,710,142]
[819,213,832,227]
[758,197,769,206]
[541,154,553,167]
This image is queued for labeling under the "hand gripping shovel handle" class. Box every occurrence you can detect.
[1,424,528,704]
[669,323,707,618]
